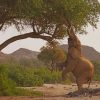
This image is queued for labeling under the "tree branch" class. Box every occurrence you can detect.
[0,32,53,51]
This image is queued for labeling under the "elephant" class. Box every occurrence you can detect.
[73,57,94,90]
[62,29,94,91]
[62,56,94,91]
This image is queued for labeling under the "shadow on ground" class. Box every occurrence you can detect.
[66,88,100,97]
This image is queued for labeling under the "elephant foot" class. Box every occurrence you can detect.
[66,88,93,97]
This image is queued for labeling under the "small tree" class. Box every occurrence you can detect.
[38,41,66,71]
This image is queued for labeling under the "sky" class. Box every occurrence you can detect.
[0,22,100,54]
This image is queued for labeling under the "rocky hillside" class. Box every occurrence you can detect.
[61,44,100,61]
[0,45,100,62]
[0,52,7,60]
[11,48,39,59]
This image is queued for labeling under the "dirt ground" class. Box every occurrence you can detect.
[0,83,100,100]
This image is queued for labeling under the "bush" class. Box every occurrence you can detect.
[92,61,100,81]
[0,64,74,88]
[0,74,16,96]
[9,66,63,86]
[8,66,44,87]
[0,64,73,96]
[0,64,43,96]
[33,67,62,83]
[0,65,16,96]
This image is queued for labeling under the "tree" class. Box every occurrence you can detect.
[38,41,66,71]
[0,0,100,50]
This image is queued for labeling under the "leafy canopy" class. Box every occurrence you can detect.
[0,0,100,40]
[38,41,66,69]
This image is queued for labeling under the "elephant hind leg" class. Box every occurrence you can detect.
[77,83,83,91]
[76,76,92,91]
[87,77,92,89]
[76,79,83,91]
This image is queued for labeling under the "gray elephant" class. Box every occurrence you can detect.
[62,29,94,91]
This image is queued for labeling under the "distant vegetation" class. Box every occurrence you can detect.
[0,58,100,96]
[0,62,73,96]
[38,42,67,71]
[0,64,44,96]
[92,61,100,81]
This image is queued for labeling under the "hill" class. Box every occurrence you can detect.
[0,52,7,59]
[61,44,100,61]
[11,48,39,59]
[0,52,7,61]
[0,45,100,62]
[0,48,39,65]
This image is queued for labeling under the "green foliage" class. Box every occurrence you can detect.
[0,64,43,96]
[44,0,100,33]
[0,60,100,96]
[8,66,44,87]
[34,67,62,83]
[0,64,59,87]
[0,0,100,37]
[0,64,73,87]
[92,61,100,81]
[0,65,16,96]
[0,73,16,96]
[8,66,63,86]
[38,43,66,70]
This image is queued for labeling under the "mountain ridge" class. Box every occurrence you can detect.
[0,45,100,61]
[11,48,39,59]
[61,44,100,61]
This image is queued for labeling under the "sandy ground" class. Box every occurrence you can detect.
[0,83,100,100]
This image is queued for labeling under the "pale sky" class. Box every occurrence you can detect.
[0,22,100,54]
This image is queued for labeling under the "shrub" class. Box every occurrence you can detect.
[92,61,100,81]
[34,67,62,83]
[0,65,16,96]
[0,64,74,88]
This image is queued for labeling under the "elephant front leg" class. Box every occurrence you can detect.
[62,62,75,80]
[62,67,73,80]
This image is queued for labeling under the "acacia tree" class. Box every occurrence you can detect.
[0,0,100,50]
